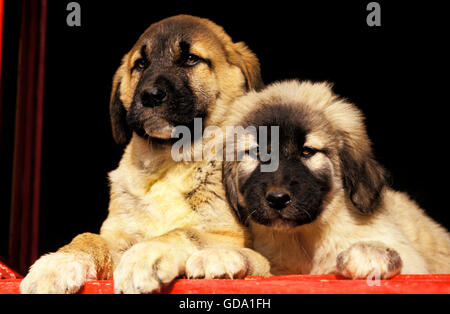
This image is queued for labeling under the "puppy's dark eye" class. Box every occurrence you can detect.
[185,54,202,67]
[244,148,259,160]
[301,147,317,158]
[133,58,148,72]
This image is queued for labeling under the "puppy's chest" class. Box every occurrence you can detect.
[139,161,222,217]
[252,231,341,275]
[110,159,227,241]
[184,161,224,208]
[253,233,313,275]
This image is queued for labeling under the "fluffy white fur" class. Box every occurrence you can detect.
[227,80,450,278]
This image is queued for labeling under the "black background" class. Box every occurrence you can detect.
[3,0,450,257]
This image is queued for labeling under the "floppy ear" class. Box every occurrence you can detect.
[227,42,264,91]
[223,161,245,223]
[339,143,388,214]
[110,67,132,146]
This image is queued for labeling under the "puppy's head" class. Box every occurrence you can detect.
[224,81,387,229]
[110,15,263,146]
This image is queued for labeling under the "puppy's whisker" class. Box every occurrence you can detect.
[295,234,312,262]
[245,210,257,225]
[300,207,313,221]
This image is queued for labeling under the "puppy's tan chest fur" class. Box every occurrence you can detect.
[111,163,209,224]
[251,229,313,275]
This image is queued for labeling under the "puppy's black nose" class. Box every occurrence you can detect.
[141,87,167,107]
[266,192,291,210]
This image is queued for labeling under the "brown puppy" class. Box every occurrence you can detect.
[21,15,269,294]
[223,80,450,278]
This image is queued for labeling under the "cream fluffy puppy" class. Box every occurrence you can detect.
[223,80,450,278]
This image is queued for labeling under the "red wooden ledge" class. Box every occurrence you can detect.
[0,259,22,280]
[1,275,450,294]
[2,260,450,294]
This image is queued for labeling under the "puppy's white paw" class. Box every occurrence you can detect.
[336,242,402,280]
[113,242,187,294]
[186,248,249,279]
[20,252,97,294]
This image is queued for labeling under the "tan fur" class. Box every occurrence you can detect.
[225,80,450,278]
[21,15,270,294]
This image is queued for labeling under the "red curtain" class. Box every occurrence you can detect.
[8,0,47,275]
[0,0,4,122]
[0,0,4,72]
